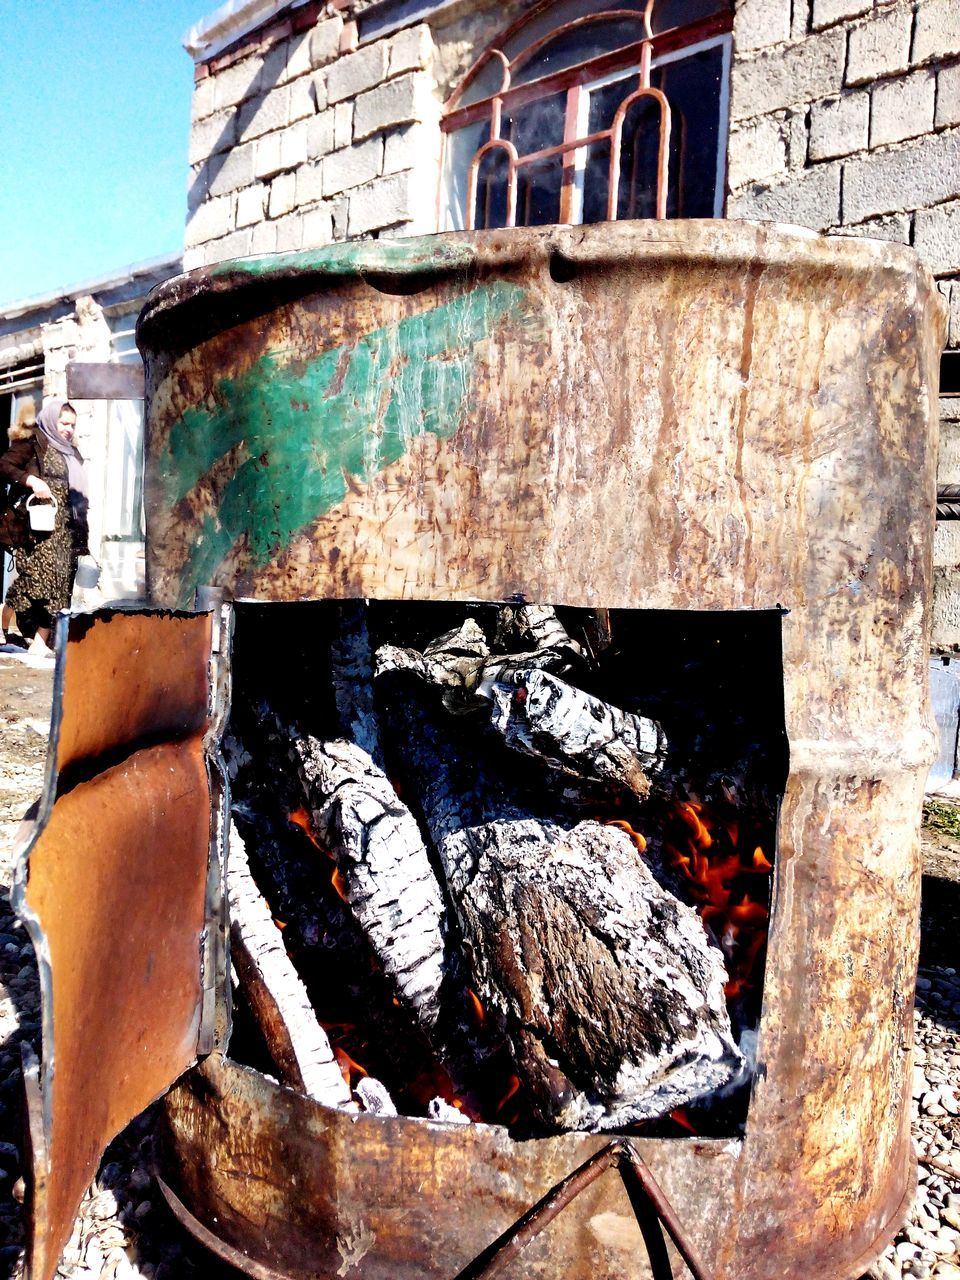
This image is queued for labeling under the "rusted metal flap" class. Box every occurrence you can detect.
[53,608,213,784]
[12,608,227,1280]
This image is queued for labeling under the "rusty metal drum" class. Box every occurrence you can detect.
[135,221,946,1280]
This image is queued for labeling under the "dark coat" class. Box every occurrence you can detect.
[0,430,43,550]
[0,428,89,554]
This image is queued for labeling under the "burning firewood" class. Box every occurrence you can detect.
[287,737,447,1027]
[374,607,665,801]
[375,680,531,897]
[487,669,666,801]
[374,605,585,715]
[226,822,355,1109]
[454,819,744,1132]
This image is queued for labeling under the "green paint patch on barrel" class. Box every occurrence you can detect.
[159,282,536,603]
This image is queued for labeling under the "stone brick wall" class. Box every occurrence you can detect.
[728,0,960,647]
[729,0,960,273]
[184,11,443,267]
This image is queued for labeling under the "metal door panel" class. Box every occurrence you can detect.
[11,607,226,1280]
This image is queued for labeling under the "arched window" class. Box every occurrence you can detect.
[441,0,732,230]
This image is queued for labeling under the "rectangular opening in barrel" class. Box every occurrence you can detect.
[224,600,787,1141]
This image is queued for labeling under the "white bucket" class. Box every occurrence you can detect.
[26,495,57,533]
[74,555,101,590]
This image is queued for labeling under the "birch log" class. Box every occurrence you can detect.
[374,606,664,800]
[487,669,667,800]
[456,818,743,1132]
[374,607,585,716]
[227,822,355,1108]
[288,737,447,1026]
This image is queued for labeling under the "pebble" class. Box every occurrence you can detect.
[865,966,960,1279]
[875,1260,904,1280]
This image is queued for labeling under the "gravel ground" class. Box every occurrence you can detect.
[0,644,957,1279]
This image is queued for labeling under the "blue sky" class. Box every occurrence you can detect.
[0,0,208,308]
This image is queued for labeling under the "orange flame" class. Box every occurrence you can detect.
[331,866,349,903]
[466,987,486,1026]
[750,846,772,872]
[606,818,647,853]
[496,1074,521,1114]
[669,1107,698,1135]
[288,806,331,856]
[661,801,774,1003]
[334,1046,368,1086]
[676,801,713,849]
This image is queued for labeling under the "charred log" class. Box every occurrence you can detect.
[288,737,447,1026]
[374,611,665,802]
[227,822,355,1109]
[488,669,666,801]
[375,618,490,713]
[374,678,531,897]
[374,606,587,718]
[329,600,384,766]
[354,1076,398,1117]
[455,819,743,1132]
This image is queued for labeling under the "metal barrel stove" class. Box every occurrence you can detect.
[14,221,946,1280]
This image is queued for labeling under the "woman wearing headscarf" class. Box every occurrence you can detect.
[0,399,90,654]
[1,398,39,643]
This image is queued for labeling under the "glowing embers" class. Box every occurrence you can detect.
[609,801,773,1086]
[225,600,786,1139]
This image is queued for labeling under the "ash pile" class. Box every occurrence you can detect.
[224,601,785,1139]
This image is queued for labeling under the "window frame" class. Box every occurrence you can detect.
[439,3,733,232]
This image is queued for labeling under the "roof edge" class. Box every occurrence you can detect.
[183,0,311,61]
[183,0,459,62]
[0,253,183,325]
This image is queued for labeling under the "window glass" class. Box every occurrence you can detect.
[452,1,731,109]
[516,156,564,226]
[578,139,612,225]
[500,1,648,61]
[615,94,667,220]
[474,146,512,231]
[512,19,646,86]
[656,42,725,217]
[441,118,489,229]
[503,91,568,156]
[456,52,510,109]
[588,71,642,133]
[442,0,731,230]
[651,0,730,34]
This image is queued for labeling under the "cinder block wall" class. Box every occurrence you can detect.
[728,0,960,646]
[185,10,448,264]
